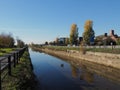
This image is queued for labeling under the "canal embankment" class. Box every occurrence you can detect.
[1,48,37,90]
[33,47,120,70]
[30,47,120,90]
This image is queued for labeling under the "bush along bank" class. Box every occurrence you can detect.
[2,49,37,90]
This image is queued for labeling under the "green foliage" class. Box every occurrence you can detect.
[0,48,14,56]
[86,48,120,54]
[55,38,59,45]
[17,38,25,48]
[45,41,48,45]
[54,46,120,54]
[69,24,79,45]
[70,34,74,45]
[0,33,15,48]
[83,20,95,45]
[65,38,70,45]
[116,38,120,45]
[2,51,36,90]
[43,46,80,51]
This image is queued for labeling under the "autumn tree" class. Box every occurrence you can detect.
[69,24,79,45]
[82,20,95,45]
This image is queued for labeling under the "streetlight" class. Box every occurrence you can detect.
[111,42,113,50]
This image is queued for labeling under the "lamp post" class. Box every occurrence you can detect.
[111,42,113,50]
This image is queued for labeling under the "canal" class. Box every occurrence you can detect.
[29,49,120,90]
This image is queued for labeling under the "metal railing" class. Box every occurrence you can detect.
[0,47,27,89]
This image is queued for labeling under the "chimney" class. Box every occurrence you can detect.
[104,33,107,37]
[110,30,114,36]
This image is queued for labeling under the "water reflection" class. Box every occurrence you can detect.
[79,61,120,84]
[71,65,79,78]
[30,48,120,90]
[71,64,94,83]
[80,65,94,84]
[60,54,120,84]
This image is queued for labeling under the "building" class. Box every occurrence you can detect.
[95,30,119,45]
[109,30,118,42]
[56,37,67,46]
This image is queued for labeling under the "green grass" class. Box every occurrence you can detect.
[86,48,120,54]
[44,46,80,51]
[2,50,37,90]
[41,46,120,54]
[0,48,16,56]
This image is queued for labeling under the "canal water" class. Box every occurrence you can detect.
[29,49,120,90]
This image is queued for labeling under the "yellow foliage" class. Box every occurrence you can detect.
[84,20,93,32]
[70,24,77,35]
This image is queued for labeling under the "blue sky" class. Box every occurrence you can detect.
[0,0,120,44]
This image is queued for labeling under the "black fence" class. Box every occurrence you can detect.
[0,47,27,89]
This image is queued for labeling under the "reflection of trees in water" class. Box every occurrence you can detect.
[80,65,94,84]
[80,71,94,83]
[80,61,120,84]
[69,59,120,84]
[71,65,79,78]
[71,64,94,84]
[30,47,42,53]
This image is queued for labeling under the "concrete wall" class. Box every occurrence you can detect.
[41,48,120,69]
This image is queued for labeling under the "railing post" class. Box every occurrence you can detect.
[13,53,16,68]
[19,50,21,58]
[16,52,19,64]
[0,61,1,90]
[8,55,11,76]
[18,51,20,61]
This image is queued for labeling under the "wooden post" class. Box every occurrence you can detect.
[8,55,11,75]
[0,61,1,90]
[13,53,16,68]
[18,51,20,61]
[16,52,19,64]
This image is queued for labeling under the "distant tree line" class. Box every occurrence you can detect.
[44,20,120,46]
[0,33,14,48]
[0,32,25,48]
[16,38,25,48]
[48,20,95,46]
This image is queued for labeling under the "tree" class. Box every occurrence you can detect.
[69,24,79,45]
[82,20,95,45]
[16,38,25,48]
[55,38,59,45]
[0,32,15,48]
[45,41,48,45]
[116,38,120,45]
[65,38,69,46]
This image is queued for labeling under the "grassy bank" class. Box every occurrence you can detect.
[2,50,37,90]
[0,48,16,56]
[40,46,120,54]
